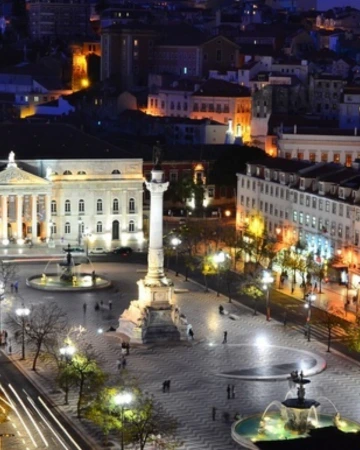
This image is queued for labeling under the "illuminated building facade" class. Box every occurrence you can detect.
[0,124,144,250]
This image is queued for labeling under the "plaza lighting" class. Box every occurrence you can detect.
[16,306,30,360]
[262,271,274,321]
[255,336,269,348]
[171,237,181,276]
[60,344,76,405]
[213,250,227,297]
[114,392,133,450]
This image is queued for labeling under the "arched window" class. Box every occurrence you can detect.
[112,169,121,174]
[79,199,85,213]
[65,200,71,213]
[129,197,135,213]
[77,171,86,175]
[50,221,56,235]
[96,199,103,213]
[113,198,119,213]
[51,200,57,214]
[96,221,103,233]
[65,222,71,234]
[129,220,135,232]
[63,170,72,175]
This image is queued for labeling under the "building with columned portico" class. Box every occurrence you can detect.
[0,123,144,250]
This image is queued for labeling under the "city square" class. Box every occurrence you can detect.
[2,256,360,449]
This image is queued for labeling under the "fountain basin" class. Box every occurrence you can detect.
[231,413,360,450]
[26,273,111,292]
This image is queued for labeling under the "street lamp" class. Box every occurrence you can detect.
[262,271,274,322]
[16,306,30,360]
[114,392,133,450]
[304,293,316,342]
[213,250,226,297]
[59,344,76,405]
[78,217,83,246]
[171,237,181,276]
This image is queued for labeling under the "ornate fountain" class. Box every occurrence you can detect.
[26,244,111,292]
[232,371,360,449]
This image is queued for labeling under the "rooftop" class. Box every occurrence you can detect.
[248,157,312,173]
[192,79,250,98]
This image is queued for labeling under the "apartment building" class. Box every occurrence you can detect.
[236,158,360,273]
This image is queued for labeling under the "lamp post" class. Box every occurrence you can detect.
[78,217,83,246]
[16,306,30,360]
[262,271,274,322]
[305,293,316,342]
[59,344,76,405]
[171,237,181,276]
[114,392,133,450]
[213,250,226,297]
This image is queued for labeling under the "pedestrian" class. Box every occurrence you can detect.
[162,381,167,393]
[231,385,236,399]
[14,281,18,293]
[188,328,194,340]
[10,283,13,293]
[212,406,217,421]
[219,305,224,315]
[227,384,231,399]
[291,286,294,294]
[345,300,350,317]
[83,302,87,313]
[95,302,100,311]
[122,358,127,369]
[223,331,228,344]
[109,299,112,310]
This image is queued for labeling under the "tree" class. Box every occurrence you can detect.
[238,271,265,315]
[200,255,217,292]
[314,304,345,352]
[220,228,247,270]
[0,260,17,292]
[347,323,360,353]
[25,303,67,371]
[126,392,181,450]
[58,344,106,418]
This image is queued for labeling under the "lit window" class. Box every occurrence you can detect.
[96,221,103,233]
[65,222,71,234]
[34,96,39,102]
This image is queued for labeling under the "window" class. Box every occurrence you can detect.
[305,214,310,226]
[112,169,121,174]
[319,199,323,211]
[113,198,119,213]
[270,204,273,214]
[208,188,214,198]
[65,200,71,213]
[346,154,352,167]
[63,170,72,175]
[339,204,343,216]
[332,203,336,214]
[338,224,343,238]
[77,171,86,175]
[129,198,135,213]
[51,200,57,214]
[309,153,316,162]
[129,220,135,232]
[170,171,178,182]
[306,196,310,207]
[321,153,328,162]
[325,201,330,212]
[312,216,316,228]
[216,49,222,62]
[299,212,303,224]
[346,206,351,219]
[333,153,340,163]
[65,222,71,234]
[79,199,85,213]
[97,199,103,213]
[300,194,304,205]
[96,221,103,233]
[50,222,57,234]
[312,197,316,209]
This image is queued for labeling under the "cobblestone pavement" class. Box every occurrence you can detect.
[5,262,360,450]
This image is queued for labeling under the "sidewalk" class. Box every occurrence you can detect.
[274,273,357,323]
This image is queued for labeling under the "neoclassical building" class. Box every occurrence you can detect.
[0,152,144,250]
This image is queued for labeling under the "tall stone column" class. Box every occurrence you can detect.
[31,195,37,240]
[145,169,168,284]
[16,195,23,239]
[2,196,7,241]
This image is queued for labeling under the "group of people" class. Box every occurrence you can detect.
[94,299,113,311]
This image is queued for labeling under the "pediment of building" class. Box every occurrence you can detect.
[0,166,49,186]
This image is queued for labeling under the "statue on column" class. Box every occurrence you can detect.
[153,142,163,169]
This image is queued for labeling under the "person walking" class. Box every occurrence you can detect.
[83,302,87,314]
[109,299,112,310]
[227,384,231,400]
[162,381,167,393]
[188,328,194,340]
[14,281,18,293]
[223,331,228,344]
[212,407,217,421]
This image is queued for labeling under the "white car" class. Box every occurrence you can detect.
[89,247,107,254]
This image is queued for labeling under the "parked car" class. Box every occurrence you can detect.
[62,246,84,253]
[89,247,107,254]
[112,246,133,256]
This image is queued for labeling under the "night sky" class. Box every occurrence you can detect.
[318,0,359,8]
